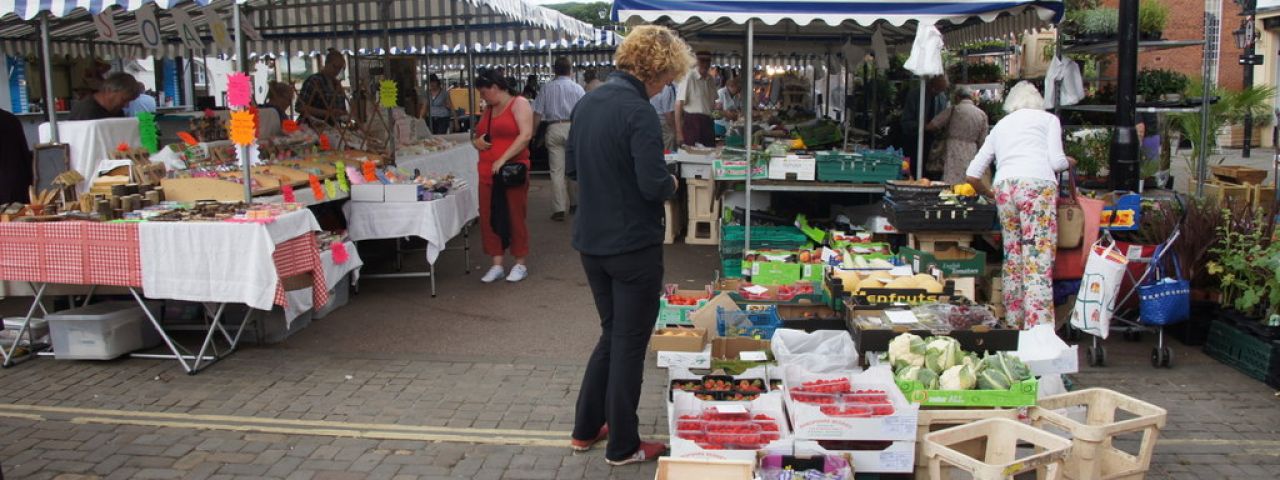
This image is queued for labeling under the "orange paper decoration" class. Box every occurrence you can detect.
[177,132,198,146]
[116,142,130,152]
[362,160,377,182]
[309,174,325,201]
[282,120,299,134]
[228,110,257,146]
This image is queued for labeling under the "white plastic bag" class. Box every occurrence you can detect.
[1070,241,1128,339]
[770,328,860,372]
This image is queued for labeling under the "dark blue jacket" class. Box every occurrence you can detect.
[567,71,677,256]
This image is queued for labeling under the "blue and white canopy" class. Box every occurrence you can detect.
[0,0,601,58]
[613,0,1063,28]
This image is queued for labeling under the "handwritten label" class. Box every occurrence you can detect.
[880,450,913,472]
[881,413,916,437]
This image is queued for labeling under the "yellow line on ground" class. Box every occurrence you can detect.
[1160,438,1280,447]
[0,403,565,437]
[0,411,45,421]
[69,416,574,447]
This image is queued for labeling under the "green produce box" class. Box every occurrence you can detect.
[801,263,825,283]
[713,159,768,181]
[895,377,1038,407]
[721,256,744,279]
[899,246,987,277]
[657,294,710,326]
[749,261,802,286]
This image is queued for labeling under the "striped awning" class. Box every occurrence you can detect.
[0,0,601,59]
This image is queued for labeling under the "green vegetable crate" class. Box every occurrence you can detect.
[815,152,902,183]
[721,255,743,279]
[657,298,709,326]
[1204,320,1280,383]
[898,246,987,277]
[896,377,1039,407]
[720,225,809,256]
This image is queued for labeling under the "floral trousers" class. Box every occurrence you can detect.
[995,178,1058,328]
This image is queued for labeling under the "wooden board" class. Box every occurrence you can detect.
[274,161,338,177]
[252,165,313,184]
[161,178,252,202]
[654,458,753,480]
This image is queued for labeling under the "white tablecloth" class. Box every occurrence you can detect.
[343,187,478,264]
[39,118,142,192]
[284,240,363,323]
[138,210,322,311]
[395,140,478,207]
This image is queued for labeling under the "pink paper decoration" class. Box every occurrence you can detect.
[226,73,252,108]
[281,183,296,203]
[331,241,350,264]
[346,166,366,185]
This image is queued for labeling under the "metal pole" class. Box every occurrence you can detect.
[916,76,926,180]
[1196,8,1215,196]
[285,41,293,116]
[1242,12,1257,158]
[233,2,252,203]
[466,17,475,134]
[1110,0,1140,192]
[745,20,755,253]
[39,14,59,144]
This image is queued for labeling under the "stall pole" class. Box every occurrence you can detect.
[184,49,196,109]
[233,2,252,202]
[285,41,293,116]
[1109,0,1140,192]
[916,76,926,180]
[465,16,476,133]
[824,51,832,117]
[871,63,878,149]
[381,0,395,162]
[39,14,59,144]
[744,20,755,252]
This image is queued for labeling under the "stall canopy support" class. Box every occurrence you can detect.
[916,76,926,180]
[40,14,58,144]
[233,2,252,203]
[1109,0,1140,192]
[744,20,755,252]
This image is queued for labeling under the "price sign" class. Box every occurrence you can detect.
[93,9,118,42]
[208,16,233,54]
[134,5,162,51]
[169,10,204,52]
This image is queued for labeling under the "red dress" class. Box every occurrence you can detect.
[475,100,530,257]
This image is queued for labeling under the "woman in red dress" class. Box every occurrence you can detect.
[472,71,534,283]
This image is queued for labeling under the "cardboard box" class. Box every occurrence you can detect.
[383,184,420,202]
[768,155,817,181]
[651,327,708,353]
[865,216,898,234]
[667,365,772,402]
[657,344,712,369]
[780,365,919,441]
[898,246,987,277]
[668,390,794,463]
[793,440,915,474]
[350,184,384,202]
[749,261,802,286]
[691,293,740,339]
[681,162,714,180]
[654,458,754,480]
[712,337,772,362]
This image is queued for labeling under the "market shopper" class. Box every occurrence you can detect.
[259,82,296,140]
[297,50,348,126]
[650,82,678,152]
[674,52,717,147]
[0,108,32,204]
[68,73,140,121]
[566,25,692,466]
[472,70,533,283]
[901,75,950,178]
[715,75,744,121]
[532,57,586,222]
[926,86,989,184]
[583,69,604,92]
[965,81,1075,328]
[420,74,454,135]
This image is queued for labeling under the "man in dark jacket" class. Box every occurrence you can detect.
[565,25,694,466]
[0,109,33,203]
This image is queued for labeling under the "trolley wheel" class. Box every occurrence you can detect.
[1088,345,1107,367]
[1124,329,1142,342]
[1151,346,1173,368]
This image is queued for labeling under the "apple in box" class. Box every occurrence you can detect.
[780,365,918,441]
[668,390,793,463]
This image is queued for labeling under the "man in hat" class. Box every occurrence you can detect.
[674,51,717,147]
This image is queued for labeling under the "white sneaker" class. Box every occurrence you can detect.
[481,265,505,283]
[506,265,528,282]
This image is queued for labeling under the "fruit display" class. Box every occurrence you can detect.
[675,410,785,450]
[832,269,946,295]
[655,328,703,337]
[888,332,1034,392]
[788,379,896,417]
[911,303,1000,330]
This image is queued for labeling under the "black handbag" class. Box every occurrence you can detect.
[485,104,528,188]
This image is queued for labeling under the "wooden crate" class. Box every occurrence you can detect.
[664,200,684,245]
[1029,388,1167,480]
[1251,184,1277,213]
[1202,181,1252,209]
[922,418,1073,480]
[686,178,717,220]
[1211,165,1268,185]
[654,458,753,480]
[913,409,1021,480]
[685,216,720,245]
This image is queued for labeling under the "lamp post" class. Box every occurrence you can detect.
[1235,1,1261,157]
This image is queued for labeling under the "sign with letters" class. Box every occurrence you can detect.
[93,9,118,42]
[208,14,233,54]
[170,10,204,52]
[134,5,162,51]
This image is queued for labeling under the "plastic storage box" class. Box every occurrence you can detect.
[922,418,1073,480]
[1030,388,1167,480]
[47,302,161,360]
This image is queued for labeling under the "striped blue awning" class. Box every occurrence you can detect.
[613,0,1063,28]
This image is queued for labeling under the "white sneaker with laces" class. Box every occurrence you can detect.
[481,265,505,283]
[506,264,528,282]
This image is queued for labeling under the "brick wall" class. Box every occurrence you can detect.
[1098,0,1246,90]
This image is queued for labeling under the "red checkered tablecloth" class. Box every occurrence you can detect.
[0,221,326,310]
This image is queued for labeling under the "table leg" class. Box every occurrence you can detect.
[129,287,198,374]
[1,283,47,367]
[463,223,472,274]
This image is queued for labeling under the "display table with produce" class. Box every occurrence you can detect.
[343,184,477,297]
[393,138,479,206]
[0,207,328,374]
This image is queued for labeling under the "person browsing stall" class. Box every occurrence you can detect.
[297,50,348,126]
[965,81,1075,328]
[472,70,534,284]
[533,57,587,222]
[927,86,988,184]
[649,82,677,152]
[69,73,141,121]
[0,109,32,203]
[566,25,693,466]
[675,51,717,147]
[259,81,295,140]
[419,74,455,135]
[715,76,744,121]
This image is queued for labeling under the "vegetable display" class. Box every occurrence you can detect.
[889,333,1034,391]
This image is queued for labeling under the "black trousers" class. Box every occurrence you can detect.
[573,244,664,461]
[429,116,451,135]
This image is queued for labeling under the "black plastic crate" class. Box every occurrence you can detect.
[884,199,998,232]
[884,181,950,204]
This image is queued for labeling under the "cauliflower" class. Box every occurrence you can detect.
[895,365,940,390]
[887,333,926,370]
[939,364,977,390]
[924,336,964,372]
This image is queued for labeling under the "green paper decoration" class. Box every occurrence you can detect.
[136,112,159,153]
[379,80,398,108]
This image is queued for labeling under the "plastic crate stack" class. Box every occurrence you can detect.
[720,224,809,279]
[882,181,998,233]
[814,149,904,184]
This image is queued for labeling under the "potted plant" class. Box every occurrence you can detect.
[1135,198,1226,345]
[1066,8,1119,43]
[1137,69,1189,102]
[1138,0,1168,41]
[1065,127,1112,186]
[1224,85,1277,148]
[1206,208,1280,333]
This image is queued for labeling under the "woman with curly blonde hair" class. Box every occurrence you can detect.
[566,25,694,465]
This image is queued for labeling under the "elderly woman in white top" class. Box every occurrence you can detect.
[966,81,1075,328]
